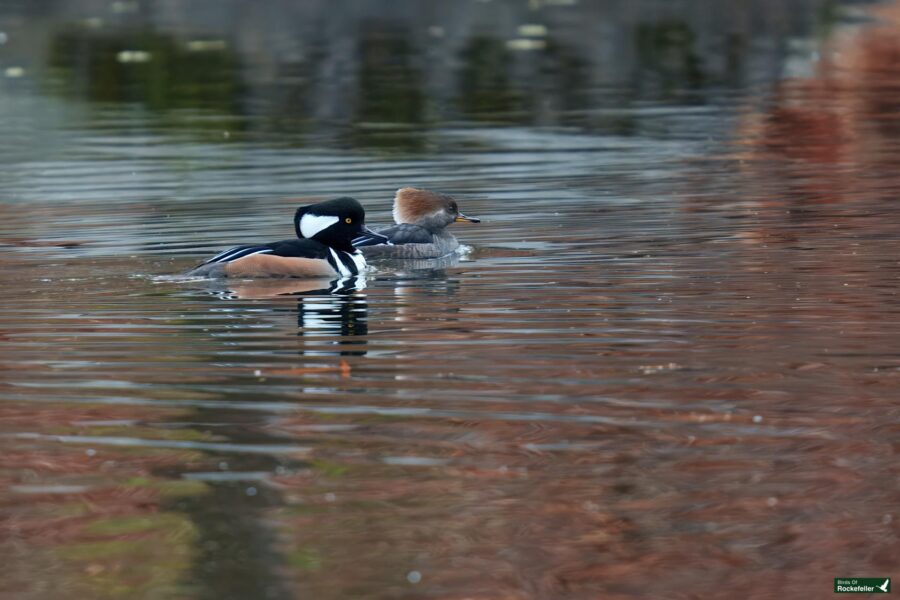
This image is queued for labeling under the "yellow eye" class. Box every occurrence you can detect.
[345,217,352,224]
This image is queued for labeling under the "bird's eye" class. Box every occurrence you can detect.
[345,217,352,224]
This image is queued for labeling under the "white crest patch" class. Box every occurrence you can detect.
[300,214,339,239]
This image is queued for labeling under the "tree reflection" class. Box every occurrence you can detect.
[635,20,704,98]
[458,35,529,123]
[352,22,427,151]
[47,28,244,116]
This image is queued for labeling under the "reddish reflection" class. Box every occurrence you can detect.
[737,3,900,208]
[0,403,208,599]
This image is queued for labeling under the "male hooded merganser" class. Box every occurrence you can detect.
[186,197,387,278]
[352,187,480,259]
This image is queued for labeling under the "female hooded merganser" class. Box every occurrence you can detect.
[186,197,387,278]
[352,187,480,259]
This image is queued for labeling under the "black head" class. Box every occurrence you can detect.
[294,197,384,252]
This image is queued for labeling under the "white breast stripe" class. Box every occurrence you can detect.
[350,251,367,272]
[300,214,339,239]
[338,251,358,275]
[328,248,352,277]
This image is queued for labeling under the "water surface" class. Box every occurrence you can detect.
[1,1,899,598]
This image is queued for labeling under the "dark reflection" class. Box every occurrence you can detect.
[157,282,370,598]
[635,20,704,98]
[458,36,529,123]
[172,469,292,600]
[47,28,244,116]
[5,0,850,149]
[352,22,427,151]
[540,38,593,128]
[260,58,315,141]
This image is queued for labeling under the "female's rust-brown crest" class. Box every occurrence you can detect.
[393,188,452,224]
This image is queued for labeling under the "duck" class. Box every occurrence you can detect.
[352,187,479,259]
[186,197,387,278]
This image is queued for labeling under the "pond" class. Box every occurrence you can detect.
[1,1,898,598]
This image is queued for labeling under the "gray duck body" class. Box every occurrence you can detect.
[358,230,460,259]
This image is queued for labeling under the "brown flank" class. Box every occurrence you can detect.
[224,254,337,278]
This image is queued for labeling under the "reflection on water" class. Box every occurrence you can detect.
[1,0,899,599]
[47,28,244,115]
[296,291,368,358]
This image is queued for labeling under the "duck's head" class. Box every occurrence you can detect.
[294,197,387,252]
[392,188,480,232]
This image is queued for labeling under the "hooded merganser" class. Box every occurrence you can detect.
[186,197,387,278]
[352,187,480,259]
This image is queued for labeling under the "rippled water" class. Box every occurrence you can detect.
[1,1,899,598]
